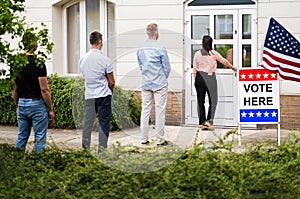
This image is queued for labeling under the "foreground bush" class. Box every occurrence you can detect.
[1,135,300,198]
[0,75,141,130]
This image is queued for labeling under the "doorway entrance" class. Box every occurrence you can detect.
[185,2,257,126]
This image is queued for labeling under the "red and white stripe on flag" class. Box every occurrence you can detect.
[262,48,300,82]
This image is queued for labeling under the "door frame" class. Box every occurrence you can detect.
[184,4,257,126]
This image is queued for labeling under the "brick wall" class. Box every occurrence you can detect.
[280,95,300,130]
[258,95,300,130]
[135,91,184,126]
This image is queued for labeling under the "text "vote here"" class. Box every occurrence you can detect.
[243,83,274,106]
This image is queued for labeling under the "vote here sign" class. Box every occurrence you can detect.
[239,68,280,123]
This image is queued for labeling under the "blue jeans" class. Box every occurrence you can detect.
[15,98,49,152]
[82,95,112,151]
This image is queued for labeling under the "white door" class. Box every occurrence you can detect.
[185,8,257,126]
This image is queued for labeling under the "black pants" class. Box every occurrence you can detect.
[194,71,218,125]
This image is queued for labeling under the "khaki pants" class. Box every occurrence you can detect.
[140,86,168,144]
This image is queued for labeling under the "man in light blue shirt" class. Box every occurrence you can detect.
[137,23,171,146]
[79,31,115,151]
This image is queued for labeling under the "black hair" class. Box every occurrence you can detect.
[89,31,102,45]
[201,35,213,55]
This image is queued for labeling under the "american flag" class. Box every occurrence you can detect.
[261,17,300,82]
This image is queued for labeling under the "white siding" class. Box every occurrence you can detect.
[115,2,184,91]
[22,0,300,95]
[24,1,53,75]
[257,0,300,95]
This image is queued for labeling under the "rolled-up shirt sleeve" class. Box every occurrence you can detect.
[106,61,114,74]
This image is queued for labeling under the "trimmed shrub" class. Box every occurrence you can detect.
[1,135,300,198]
[0,74,141,130]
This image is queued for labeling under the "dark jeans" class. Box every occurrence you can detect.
[194,71,218,125]
[82,95,112,151]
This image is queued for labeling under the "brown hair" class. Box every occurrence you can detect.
[146,23,158,37]
[22,32,38,53]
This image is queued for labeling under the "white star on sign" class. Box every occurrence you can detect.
[256,111,262,117]
[264,111,269,117]
[248,73,254,79]
[256,73,261,79]
[263,73,269,79]
[271,73,276,78]
[249,112,254,117]
[241,73,246,79]
[271,111,277,117]
[241,112,247,117]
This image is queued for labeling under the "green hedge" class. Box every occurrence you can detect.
[1,135,300,198]
[0,74,141,130]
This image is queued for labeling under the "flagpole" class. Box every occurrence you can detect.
[277,77,281,146]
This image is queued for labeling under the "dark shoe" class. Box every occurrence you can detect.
[141,141,150,145]
[157,141,168,146]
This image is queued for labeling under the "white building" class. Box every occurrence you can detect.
[23,0,300,129]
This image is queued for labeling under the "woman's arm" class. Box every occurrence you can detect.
[212,50,237,71]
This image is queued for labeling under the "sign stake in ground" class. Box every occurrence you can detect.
[238,68,280,146]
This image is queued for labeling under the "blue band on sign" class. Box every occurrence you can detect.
[240,109,279,123]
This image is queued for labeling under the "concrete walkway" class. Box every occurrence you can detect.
[1,125,299,151]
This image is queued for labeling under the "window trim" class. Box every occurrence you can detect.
[63,0,108,77]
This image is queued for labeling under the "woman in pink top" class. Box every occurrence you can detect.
[193,35,237,130]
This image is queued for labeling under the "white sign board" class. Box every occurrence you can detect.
[239,68,280,124]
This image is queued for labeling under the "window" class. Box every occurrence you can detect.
[215,15,233,39]
[86,0,100,51]
[66,3,80,74]
[191,15,209,40]
[64,0,115,75]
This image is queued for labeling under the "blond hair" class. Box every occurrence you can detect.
[146,23,158,37]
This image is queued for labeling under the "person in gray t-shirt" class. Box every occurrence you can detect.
[79,31,115,151]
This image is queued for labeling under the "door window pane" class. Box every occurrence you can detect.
[242,14,251,39]
[214,15,233,39]
[192,15,209,40]
[191,44,201,68]
[242,44,251,67]
[214,44,233,68]
[86,0,100,51]
[67,3,80,74]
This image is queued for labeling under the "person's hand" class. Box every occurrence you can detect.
[109,83,115,93]
[48,110,55,121]
[232,66,238,71]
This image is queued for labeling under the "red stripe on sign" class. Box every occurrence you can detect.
[239,69,278,81]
